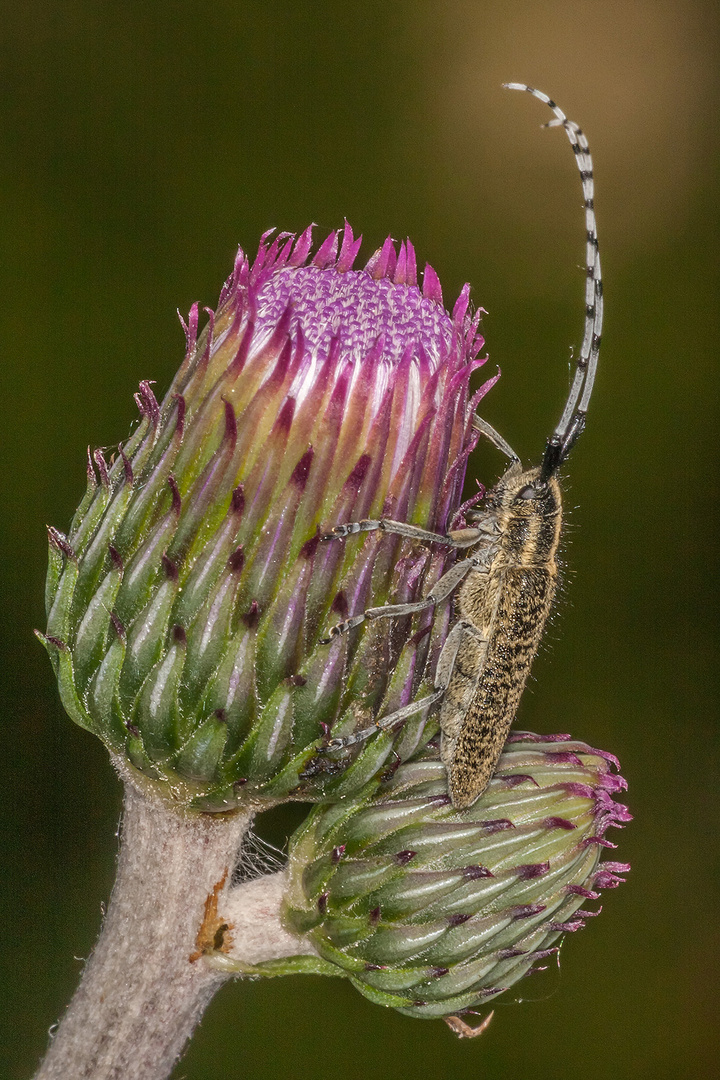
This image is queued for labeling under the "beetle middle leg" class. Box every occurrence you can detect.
[320,554,482,642]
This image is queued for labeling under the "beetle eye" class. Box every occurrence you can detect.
[515,484,537,501]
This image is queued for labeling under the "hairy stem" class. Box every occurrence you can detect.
[33,777,304,1080]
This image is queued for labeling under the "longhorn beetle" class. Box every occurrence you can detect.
[319,84,603,810]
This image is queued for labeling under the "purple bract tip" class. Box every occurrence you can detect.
[108,545,124,573]
[167,475,182,515]
[512,904,546,920]
[566,884,600,899]
[85,446,96,484]
[242,600,260,630]
[173,394,186,437]
[138,381,160,427]
[44,635,69,652]
[119,446,133,486]
[228,546,245,574]
[463,864,494,880]
[222,398,238,445]
[559,782,596,799]
[480,818,515,833]
[177,302,199,353]
[422,263,443,304]
[543,817,577,831]
[500,774,539,789]
[516,862,550,880]
[162,554,179,582]
[230,484,245,516]
[290,447,314,489]
[300,534,320,560]
[47,527,76,562]
[337,221,363,273]
[593,870,627,889]
[331,591,349,618]
[544,751,583,766]
[93,449,110,489]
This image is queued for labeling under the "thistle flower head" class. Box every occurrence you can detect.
[40,224,493,811]
[281,732,630,1021]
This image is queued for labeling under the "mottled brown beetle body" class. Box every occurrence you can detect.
[320,85,602,809]
[441,466,562,808]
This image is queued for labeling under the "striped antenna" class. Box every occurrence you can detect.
[503,83,603,483]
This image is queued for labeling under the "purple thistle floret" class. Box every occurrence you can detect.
[40,223,495,810]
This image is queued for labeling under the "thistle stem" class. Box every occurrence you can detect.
[33,778,296,1080]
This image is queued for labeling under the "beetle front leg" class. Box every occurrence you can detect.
[322,517,484,549]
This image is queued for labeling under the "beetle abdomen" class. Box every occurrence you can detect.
[447,566,557,809]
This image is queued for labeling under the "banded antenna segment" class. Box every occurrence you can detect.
[503,83,603,483]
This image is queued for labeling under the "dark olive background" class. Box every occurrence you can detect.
[1,2,718,1078]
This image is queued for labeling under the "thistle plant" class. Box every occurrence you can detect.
[34,225,629,1080]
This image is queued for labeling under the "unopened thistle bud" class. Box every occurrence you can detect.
[39,224,495,811]
[279,733,630,1022]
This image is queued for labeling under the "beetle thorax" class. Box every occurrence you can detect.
[487,464,563,569]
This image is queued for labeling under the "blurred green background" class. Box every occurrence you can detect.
[1,1,718,1077]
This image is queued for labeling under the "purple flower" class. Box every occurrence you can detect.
[40,223,495,810]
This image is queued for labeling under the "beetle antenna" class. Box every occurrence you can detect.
[503,83,603,484]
